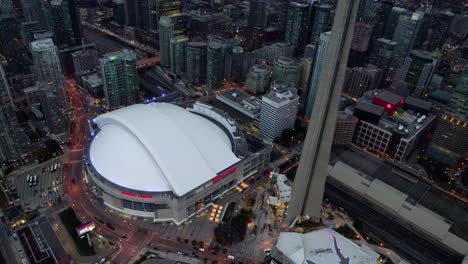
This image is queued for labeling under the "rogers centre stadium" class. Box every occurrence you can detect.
[85,102,271,224]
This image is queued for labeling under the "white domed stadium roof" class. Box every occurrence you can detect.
[89,103,240,196]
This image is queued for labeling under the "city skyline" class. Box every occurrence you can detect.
[0,0,467,264]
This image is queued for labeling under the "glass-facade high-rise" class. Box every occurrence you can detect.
[170,35,188,75]
[247,0,267,29]
[392,11,424,64]
[206,42,225,92]
[186,42,207,84]
[100,49,138,110]
[0,64,18,163]
[46,0,82,47]
[31,38,67,110]
[272,57,302,88]
[284,1,310,54]
[304,31,331,118]
[138,0,184,41]
[159,16,174,67]
[391,49,437,98]
[309,4,331,45]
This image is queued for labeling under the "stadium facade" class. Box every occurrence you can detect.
[85,102,271,224]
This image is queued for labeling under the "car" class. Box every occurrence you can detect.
[227,255,235,260]
[264,249,271,256]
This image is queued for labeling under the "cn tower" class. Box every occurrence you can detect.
[285,0,361,225]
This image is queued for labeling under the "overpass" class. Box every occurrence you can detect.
[137,56,160,69]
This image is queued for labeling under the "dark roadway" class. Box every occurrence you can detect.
[324,180,463,264]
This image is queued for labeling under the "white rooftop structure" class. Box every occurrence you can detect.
[276,228,379,264]
[89,103,240,196]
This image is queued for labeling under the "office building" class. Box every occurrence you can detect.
[343,65,383,98]
[392,12,424,64]
[309,4,331,45]
[427,115,468,166]
[138,0,183,41]
[259,87,299,141]
[100,49,138,110]
[352,92,434,162]
[0,64,17,163]
[384,7,411,40]
[254,42,294,63]
[170,35,188,75]
[81,73,103,98]
[159,16,174,67]
[284,1,310,54]
[186,42,207,84]
[299,57,313,92]
[72,48,99,76]
[348,22,373,67]
[0,63,15,110]
[216,89,262,119]
[286,0,360,224]
[368,38,397,82]
[206,42,225,92]
[272,57,302,88]
[333,112,358,146]
[391,49,437,98]
[124,0,138,26]
[247,0,267,29]
[304,44,316,60]
[47,0,81,47]
[113,0,126,25]
[86,102,271,224]
[24,83,66,134]
[246,64,270,94]
[304,31,331,118]
[446,70,468,120]
[225,46,244,83]
[31,38,67,110]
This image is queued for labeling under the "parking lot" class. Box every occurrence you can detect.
[7,159,65,211]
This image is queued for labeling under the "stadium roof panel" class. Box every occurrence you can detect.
[90,103,240,196]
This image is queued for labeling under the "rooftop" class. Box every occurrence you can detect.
[276,228,379,264]
[216,89,262,118]
[89,103,240,196]
[31,38,55,50]
[263,89,299,106]
[375,90,404,105]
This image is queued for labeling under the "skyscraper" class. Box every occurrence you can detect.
[286,0,359,225]
[272,57,302,88]
[138,0,183,41]
[113,0,126,25]
[72,48,99,76]
[368,38,397,83]
[206,42,225,92]
[47,0,82,47]
[186,42,207,84]
[124,0,138,26]
[383,6,411,39]
[348,22,373,67]
[343,65,383,98]
[159,16,174,67]
[309,4,331,45]
[304,31,331,118]
[31,38,67,110]
[392,12,424,64]
[225,46,244,83]
[247,0,267,29]
[246,64,270,94]
[0,63,18,163]
[259,87,299,141]
[447,70,468,120]
[391,49,437,98]
[170,35,188,75]
[284,1,310,54]
[24,83,66,134]
[100,49,138,110]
